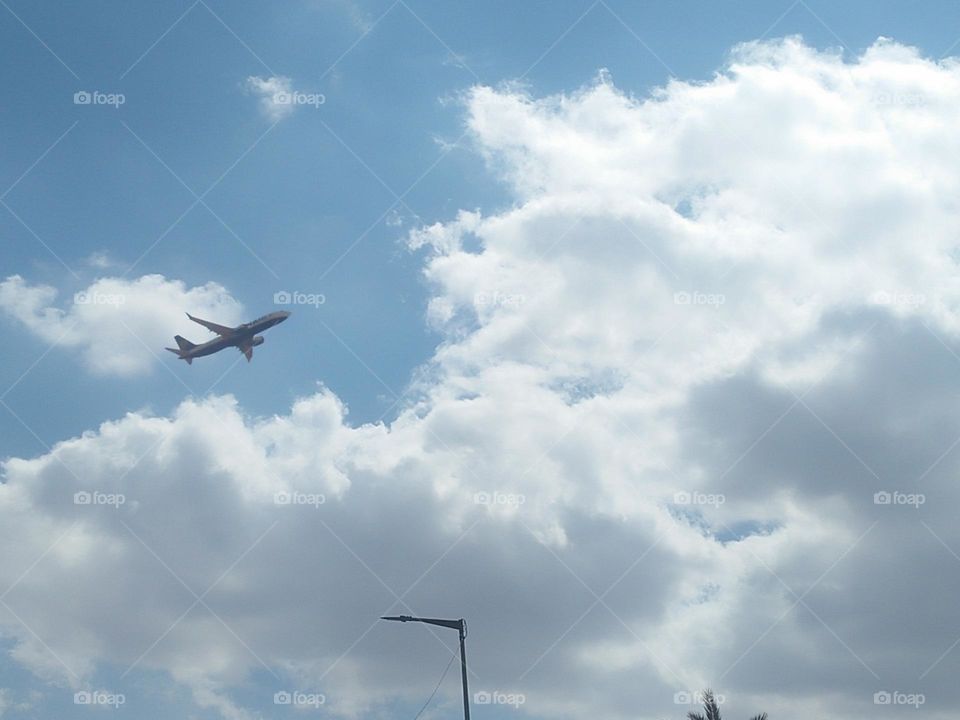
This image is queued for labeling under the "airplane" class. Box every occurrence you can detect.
[165,310,290,364]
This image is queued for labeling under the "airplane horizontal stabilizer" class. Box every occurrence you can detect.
[165,346,193,364]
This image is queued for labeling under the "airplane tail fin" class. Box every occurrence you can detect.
[166,336,196,365]
[173,335,196,351]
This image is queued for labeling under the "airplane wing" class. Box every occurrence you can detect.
[186,313,235,336]
[241,343,254,362]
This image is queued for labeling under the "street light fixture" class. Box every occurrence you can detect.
[381,615,471,720]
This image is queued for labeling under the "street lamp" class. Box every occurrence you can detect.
[381,615,471,720]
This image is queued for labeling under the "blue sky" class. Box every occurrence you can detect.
[5,2,960,719]
[4,0,960,458]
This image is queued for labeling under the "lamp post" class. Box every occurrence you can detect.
[381,615,470,720]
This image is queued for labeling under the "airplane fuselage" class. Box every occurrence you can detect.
[183,333,259,359]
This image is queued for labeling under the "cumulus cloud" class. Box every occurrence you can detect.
[4,37,960,720]
[0,274,243,376]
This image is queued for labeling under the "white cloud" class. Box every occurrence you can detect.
[245,75,324,121]
[4,37,960,720]
[245,75,294,121]
[0,274,243,376]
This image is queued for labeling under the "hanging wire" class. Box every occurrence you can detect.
[411,651,458,720]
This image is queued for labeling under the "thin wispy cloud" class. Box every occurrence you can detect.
[245,74,325,121]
